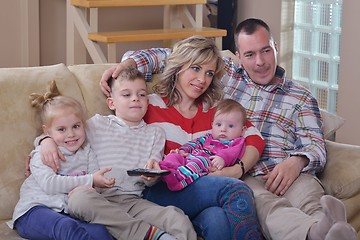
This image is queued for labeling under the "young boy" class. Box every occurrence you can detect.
[39,68,196,240]
[160,99,248,191]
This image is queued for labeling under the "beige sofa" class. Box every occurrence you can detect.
[1,56,360,239]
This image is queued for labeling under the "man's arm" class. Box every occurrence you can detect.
[264,94,326,196]
[122,48,172,81]
[292,100,326,174]
[100,48,172,96]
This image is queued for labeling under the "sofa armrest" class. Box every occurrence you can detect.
[319,140,360,199]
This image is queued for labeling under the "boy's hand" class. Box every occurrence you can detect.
[40,137,66,172]
[25,155,31,177]
[93,168,115,188]
[142,159,160,182]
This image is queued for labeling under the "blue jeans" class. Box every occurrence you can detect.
[143,175,263,240]
[15,205,113,240]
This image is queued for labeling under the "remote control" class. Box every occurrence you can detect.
[127,168,170,177]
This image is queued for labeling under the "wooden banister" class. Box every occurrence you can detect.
[88,28,226,43]
[71,0,206,8]
[67,0,227,64]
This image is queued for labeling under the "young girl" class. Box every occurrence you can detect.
[9,80,115,240]
[160,99,248,191]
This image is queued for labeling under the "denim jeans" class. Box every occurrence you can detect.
[15,205,113,240]
[143,175,263,240]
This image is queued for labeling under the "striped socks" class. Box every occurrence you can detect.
[144,226,175,240]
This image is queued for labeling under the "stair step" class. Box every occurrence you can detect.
[88,27,227,43]
[72,0,206,8]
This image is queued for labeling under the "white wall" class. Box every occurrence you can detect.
[336,1,360,145]
[237,0,282,47]
[0,0,39,67]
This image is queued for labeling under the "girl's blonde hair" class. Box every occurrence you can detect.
[153,35,224,107]
[30,80,87,127]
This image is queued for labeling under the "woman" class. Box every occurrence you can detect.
[100,36,265,239]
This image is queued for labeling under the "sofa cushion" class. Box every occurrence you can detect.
[0,221,23,239]
[319,140,360,233]
[68,64,115,117]
[320,109,345,139]
[0,63,84,222]
[320,140,360,199]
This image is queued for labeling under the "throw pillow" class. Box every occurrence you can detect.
[320,109,345,139]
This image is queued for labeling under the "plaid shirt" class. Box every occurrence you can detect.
[124,48,326,176]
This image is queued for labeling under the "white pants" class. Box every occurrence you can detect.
[68,188,197,240]
[244,173,325,240]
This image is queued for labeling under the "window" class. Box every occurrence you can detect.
[292,0,342,113]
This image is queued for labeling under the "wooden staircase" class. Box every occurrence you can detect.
[66,0,227,64]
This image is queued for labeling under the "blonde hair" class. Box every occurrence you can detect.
[214,99,247,125]
[153,36,224,107]
[30,80,87,127]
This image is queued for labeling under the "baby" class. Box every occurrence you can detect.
[160,98,248,191]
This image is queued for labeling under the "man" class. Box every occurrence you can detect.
[100,18,356,240]
[223,18,356,240]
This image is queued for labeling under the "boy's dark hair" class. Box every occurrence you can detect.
[108,67,145,91]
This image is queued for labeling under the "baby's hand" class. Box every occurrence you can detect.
[93,168,115,188]
[169,148,187,157]
[210,156,225,170]
[169,148,179,154]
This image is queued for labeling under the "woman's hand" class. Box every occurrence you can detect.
[93,167,115,188]
[99,59,137,97]
[208,164,243,178]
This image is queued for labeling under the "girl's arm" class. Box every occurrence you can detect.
[30,150,93,194]
[31,147,114,194]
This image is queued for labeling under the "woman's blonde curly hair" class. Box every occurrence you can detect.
[152,36,224,108]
